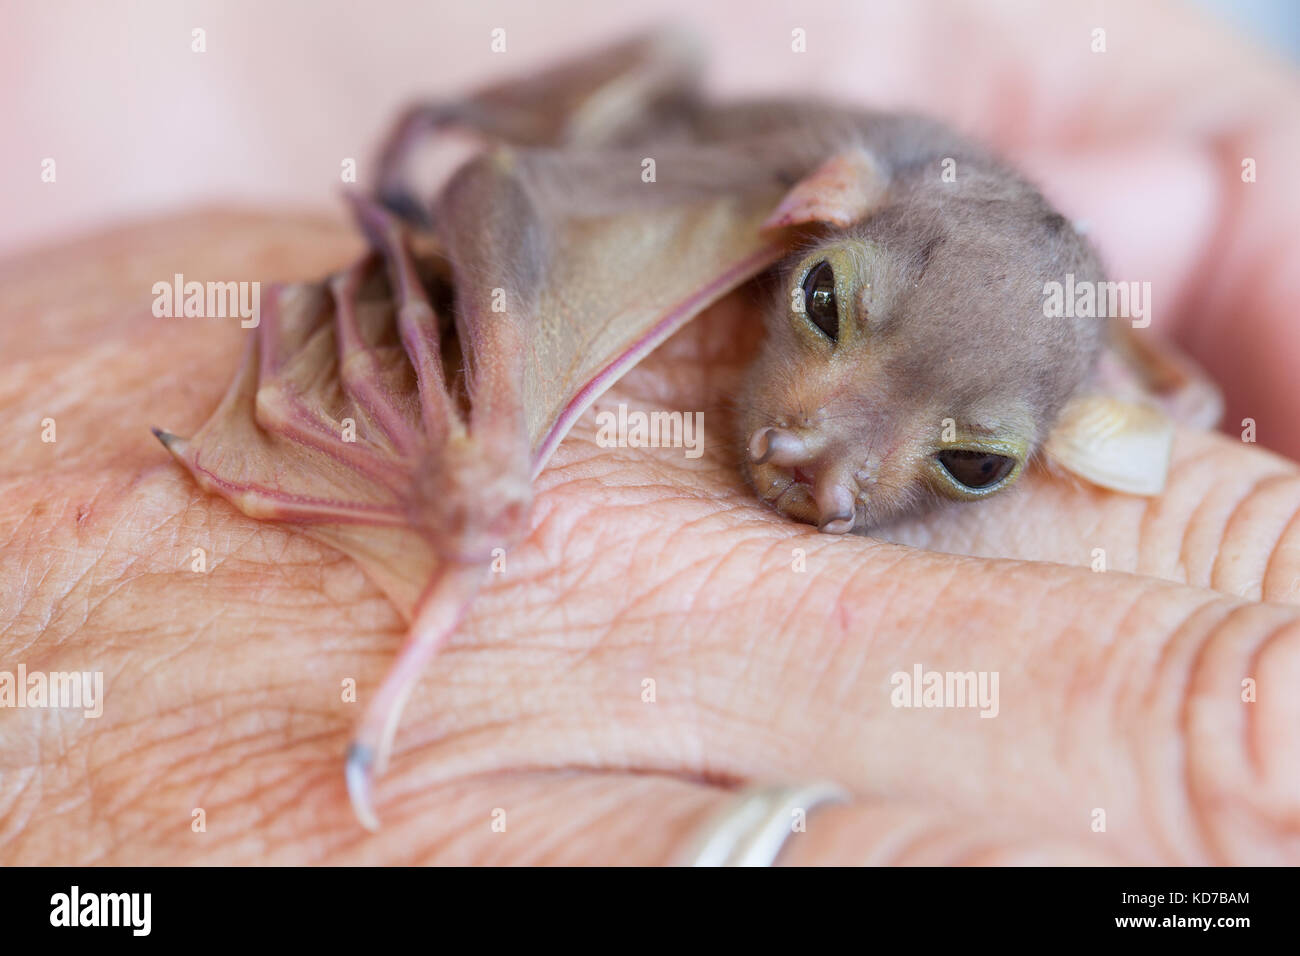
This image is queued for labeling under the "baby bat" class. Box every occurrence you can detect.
[151,31,1217,827]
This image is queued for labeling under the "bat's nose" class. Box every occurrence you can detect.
[748,426,816,467]
[812,473,857,534]
[748,426,860,533]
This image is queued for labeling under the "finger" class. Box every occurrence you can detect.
[13,463,1288,865]
[879,425,1300,606]
[1178,118,1300,460]
[388,451,1300,864]
[8,371,1290,864]
[776,802,1123,866]
[223,767,1126,865]
[376,776,1124,865]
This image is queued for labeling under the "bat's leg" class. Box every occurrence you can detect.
[345,561,487,830]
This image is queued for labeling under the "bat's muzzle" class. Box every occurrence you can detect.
[747,426,860,534]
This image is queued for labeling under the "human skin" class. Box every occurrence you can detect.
[2,3,1300,864]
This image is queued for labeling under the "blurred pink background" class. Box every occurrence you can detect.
[3,0,1289,255]
[4,0,1299,459]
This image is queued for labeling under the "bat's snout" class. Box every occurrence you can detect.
[748,426,813,467]
[747,426,860,534]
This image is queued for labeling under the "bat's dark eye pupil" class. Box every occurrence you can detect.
[801,260,839,342]
[937,450,1016,490]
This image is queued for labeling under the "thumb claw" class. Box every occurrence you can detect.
[341,562,488,830]
[150,426,187,453]
[345,742,381,831]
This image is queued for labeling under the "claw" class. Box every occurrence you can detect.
[150,426,191,458]
[343,193,457,443]
[345,742,381,831]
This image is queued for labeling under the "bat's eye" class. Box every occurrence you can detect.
[800,260,839,342]
[937,450,1016,490]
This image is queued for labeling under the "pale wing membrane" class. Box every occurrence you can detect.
[432,145,806,469]
[156,274,438,617]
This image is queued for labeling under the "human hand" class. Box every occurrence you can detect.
[1,200,1297,863]
[2,0,1298,865]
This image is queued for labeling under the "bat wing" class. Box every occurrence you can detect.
[154,133,822,827]
[448,146,796,472]
[152,262,442,615]
[375,29,705,217]
[161,144,803,605]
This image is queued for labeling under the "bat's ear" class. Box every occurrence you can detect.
[763,149,889,230]
[1098,323,1223,431]
[1045,323,1223,496]
[1042,394,1173,496]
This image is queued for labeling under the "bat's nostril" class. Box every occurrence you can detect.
[812,468,860,535]
[819,513,855,534]
[748,426,814,467]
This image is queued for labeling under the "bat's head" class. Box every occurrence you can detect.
[739,190,1107,533]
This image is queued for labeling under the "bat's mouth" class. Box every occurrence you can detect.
[746,429,860,534]
[769,468,818,522]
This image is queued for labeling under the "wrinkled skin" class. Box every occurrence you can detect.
[2,208,1299,864]
[3,0,1300,863]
